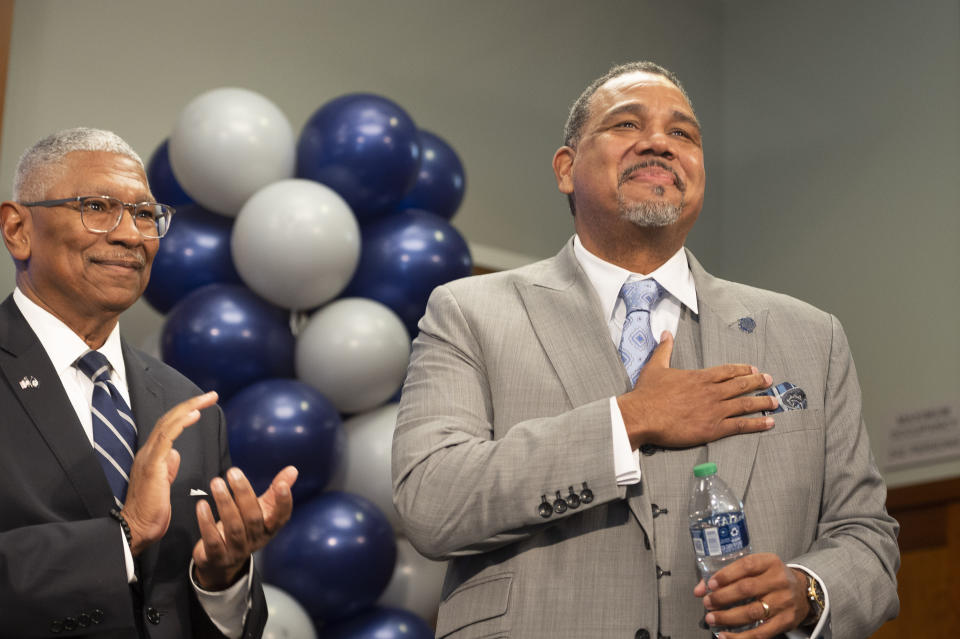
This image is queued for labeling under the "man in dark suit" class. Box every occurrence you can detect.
[0,127,298,638]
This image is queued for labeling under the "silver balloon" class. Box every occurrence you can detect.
[263,584,317,639]
[378,537,446,623]
[295,298,409,414]
[169,87,295,216]
[232,179,360,309]
[329,403,401,530]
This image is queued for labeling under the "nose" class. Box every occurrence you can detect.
[634,130,675,160]
[106,206,144,245]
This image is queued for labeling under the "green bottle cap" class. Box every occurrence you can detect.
[693,462,718,477]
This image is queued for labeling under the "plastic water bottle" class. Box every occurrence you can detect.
[688,462,758,633]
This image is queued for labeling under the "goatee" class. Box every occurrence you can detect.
[618,196,683,227]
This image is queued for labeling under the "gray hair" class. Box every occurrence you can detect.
[13,127,144,202]
[562,61,695,149]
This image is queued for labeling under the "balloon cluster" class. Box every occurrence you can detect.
[145,87,469,636]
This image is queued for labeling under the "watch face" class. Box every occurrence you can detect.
[781,387,807,410]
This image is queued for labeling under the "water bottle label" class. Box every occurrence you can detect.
[690,512,750,557]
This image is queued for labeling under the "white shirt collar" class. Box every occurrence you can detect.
[13,287,127,380]
[572,234,698,321]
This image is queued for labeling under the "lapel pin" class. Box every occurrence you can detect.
[18,376,39,389]
[737,317,756,333]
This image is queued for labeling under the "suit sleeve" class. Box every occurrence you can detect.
[0,518,136,636]
[192,405,268,639]
[788,316,899,637]
[392,285,627,560]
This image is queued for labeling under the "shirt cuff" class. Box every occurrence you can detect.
[610,396,641,485]
[189,557,253,639]
[784,563,831,639]
[121,528,135,583]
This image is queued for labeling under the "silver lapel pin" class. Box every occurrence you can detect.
[18,376,39,389]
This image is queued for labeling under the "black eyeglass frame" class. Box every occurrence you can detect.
[19,195,176,239]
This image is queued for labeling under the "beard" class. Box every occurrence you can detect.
[618,190,683,228]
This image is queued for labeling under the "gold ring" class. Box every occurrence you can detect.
[759,599,772,620]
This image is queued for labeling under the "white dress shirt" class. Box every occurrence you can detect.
[570,239,831,639]
[13,288,250,638]
[572,235,697,485]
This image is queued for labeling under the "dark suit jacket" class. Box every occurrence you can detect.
[0,295,267,638]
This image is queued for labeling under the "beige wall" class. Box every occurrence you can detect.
[2,0,957,487]
[718,0,960,487]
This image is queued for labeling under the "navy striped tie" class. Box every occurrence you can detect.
[76,351,138,506]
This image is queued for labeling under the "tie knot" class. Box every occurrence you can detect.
[76,350,112,383]
[619,279,664,314]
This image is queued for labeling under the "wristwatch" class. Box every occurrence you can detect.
[801,573,825,627]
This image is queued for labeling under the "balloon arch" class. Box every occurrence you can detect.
[145,87,470,637]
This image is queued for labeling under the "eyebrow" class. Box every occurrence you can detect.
[601,103,702,135]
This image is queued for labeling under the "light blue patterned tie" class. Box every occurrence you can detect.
[618,279,665,385]
[76,350,138,507]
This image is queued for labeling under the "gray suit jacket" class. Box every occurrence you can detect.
[393,240,899,639]
[0,295,267,638]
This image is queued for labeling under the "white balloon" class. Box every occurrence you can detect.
[263,584,317,639]
[232,179,360,309]
[328,403,401,530]
[170,87,295,216]
[296,298,409,414]
[378,537,446,623]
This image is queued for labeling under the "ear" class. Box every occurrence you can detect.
[552,146,575,195]
[0,201,32,262]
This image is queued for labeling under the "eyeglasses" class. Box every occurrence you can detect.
[19,195,175,239]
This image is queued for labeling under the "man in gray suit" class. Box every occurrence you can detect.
[0,128,298,637]
[393,62,899,638]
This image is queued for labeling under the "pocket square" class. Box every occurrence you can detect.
[758,382,807,415]
[190,488,208,497]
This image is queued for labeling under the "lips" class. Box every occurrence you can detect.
[90,253,146,270]
[619,161,685,191]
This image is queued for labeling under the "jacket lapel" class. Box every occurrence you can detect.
[687,251,767,501]
[517,241,632,409]
[519,242,654,534]
[122,341,169,587]
[0,295,115,518]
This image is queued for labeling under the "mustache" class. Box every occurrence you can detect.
[89,251,147,268]
[618,160,685,192]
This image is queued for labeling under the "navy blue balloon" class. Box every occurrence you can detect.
[161,284,295,401]
[147,139,194,207]
[396,129,466,220]
[224,379,343,502]
[297,93,421,222]
[262,492,396,622]
[343,209,472,336]
[143,204,242,314]
[322,607,434,639]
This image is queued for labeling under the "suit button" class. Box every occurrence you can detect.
[77,613,91,628]
[635,629,650,639]
[50,620,63,634]
[91,609,104,624]
[538,495,553,518]
[565,486,581,509]
[656,565,671,579]
[552,491,568,514]
[651,504,668,517]
[640,444,659,455]
[63,616,77,631]
[146,607,161,625]
[579,481,594,504]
